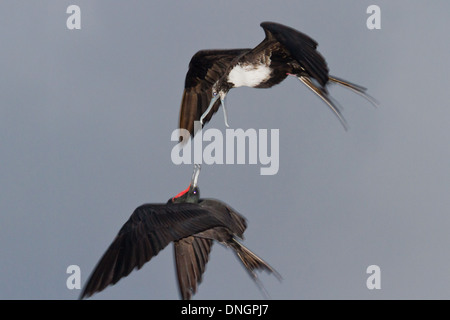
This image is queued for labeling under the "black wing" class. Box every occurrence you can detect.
[260,21,329,87]
[79,202,229,299]
[198,198,247,238]
[179,49,250,137]
[172,198,247,300]
[174,236,213,300]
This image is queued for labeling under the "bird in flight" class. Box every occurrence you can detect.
[80,165,280,299]
[178,21,377,138]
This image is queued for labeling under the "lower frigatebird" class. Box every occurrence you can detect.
[79,165,280,300]
[179,21,377,138]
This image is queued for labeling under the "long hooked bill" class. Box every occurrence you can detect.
[200,95,230,127]
[191,164,201,188]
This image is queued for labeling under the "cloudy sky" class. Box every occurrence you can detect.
[1,1,450,300]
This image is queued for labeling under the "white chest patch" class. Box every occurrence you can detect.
[227,64,272,88]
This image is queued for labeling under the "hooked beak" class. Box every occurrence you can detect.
[191,164,201,188]
[200,94,219,125]
[220,97,229,127]
[200,94,229,127]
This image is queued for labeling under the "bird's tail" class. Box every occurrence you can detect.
[328,75,379,107]
[230,238,282,298]
[297,75,349,130]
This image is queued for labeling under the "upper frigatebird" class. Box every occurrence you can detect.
[79,165,280,300]
[179,21,377,137]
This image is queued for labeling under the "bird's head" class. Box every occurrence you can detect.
[168,164,201,204]
[200,81,232,127]
[212,80,231,103]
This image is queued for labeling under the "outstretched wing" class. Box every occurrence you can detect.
[79,203,227,299]
[260,21,329,87]
[173,198,248,300]
[179,49,250,137]
[174,236,213,300]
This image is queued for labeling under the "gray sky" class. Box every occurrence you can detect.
[1,0,450,300]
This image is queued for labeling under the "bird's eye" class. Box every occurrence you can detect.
[213,91,217,96]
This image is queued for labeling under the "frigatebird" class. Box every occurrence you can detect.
[179,21,377,137]
[79,165,280,300]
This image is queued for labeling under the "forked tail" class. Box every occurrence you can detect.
[328,75,379,107]
[231,238,282,298]
[296,74,379,131]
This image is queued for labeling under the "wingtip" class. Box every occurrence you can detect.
[78,290,88,300]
